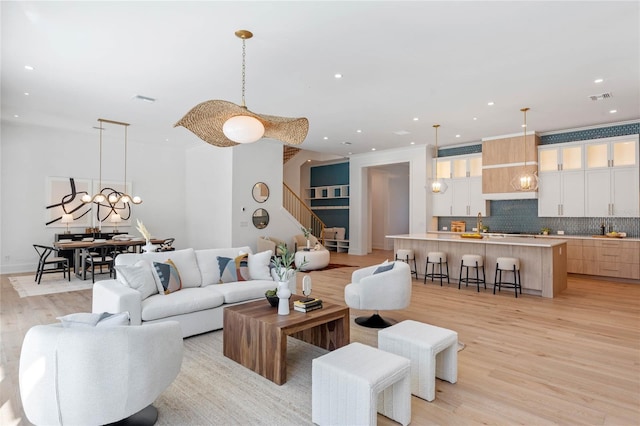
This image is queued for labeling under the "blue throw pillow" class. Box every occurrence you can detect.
[373,262,394,274]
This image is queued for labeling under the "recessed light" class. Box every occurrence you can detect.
[487,101,494,106]
[609,109,617,114]
[356,129,362,133]
[323,136,328,140]
[473,117,478,121]
[24,65,34,71]
[455,134,461,138]
[348,152,353,155]
[594,78,604,83]
[413,117,419,121]
[334,73,342,79]
[371,148,376,151]
[13,114,19,118]
[24,92,30,96]
[410,141,415,145]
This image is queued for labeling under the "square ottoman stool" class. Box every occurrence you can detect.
[312,342,411,426]
[378,320,457,402]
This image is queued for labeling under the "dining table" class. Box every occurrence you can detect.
[53,238,166,279]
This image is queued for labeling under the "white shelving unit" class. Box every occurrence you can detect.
[307,185,350,200]
[324,239,349,253]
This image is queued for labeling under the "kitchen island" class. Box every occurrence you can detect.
[387,233,568,298]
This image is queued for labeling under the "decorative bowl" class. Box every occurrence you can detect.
[266,295,279,307]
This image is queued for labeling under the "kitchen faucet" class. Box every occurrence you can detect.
[477,212,483,233]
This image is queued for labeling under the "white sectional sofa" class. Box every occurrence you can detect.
[92,247,286,338]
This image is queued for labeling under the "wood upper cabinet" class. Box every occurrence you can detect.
[482,132,540,197]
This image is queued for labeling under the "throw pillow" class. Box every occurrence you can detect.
[57,312,130,328]
[217,253,250,283]
[152,259,183,294]
[116,260,158,300]
[248,250,273,280]
[373,262,394,274]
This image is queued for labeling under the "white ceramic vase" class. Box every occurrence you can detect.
[277,281,291,315]
[142,240,155,253]
[306,239,311,249]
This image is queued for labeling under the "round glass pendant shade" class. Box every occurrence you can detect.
[223,115,265,143]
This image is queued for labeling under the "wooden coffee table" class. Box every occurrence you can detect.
[223,295,350,385]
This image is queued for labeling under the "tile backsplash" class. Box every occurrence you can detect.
[438,199,640,237]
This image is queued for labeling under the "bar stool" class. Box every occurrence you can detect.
[458,254,486,292]
[396,249,418,279]
[494,257,522,298]
[424,251,449,286]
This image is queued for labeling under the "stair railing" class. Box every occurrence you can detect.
[283,182,325,242]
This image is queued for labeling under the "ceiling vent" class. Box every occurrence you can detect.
[393,130,411,136]
[588,92,612,101]
[132,95,156,103]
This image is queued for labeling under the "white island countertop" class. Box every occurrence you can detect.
[386,233,568,248]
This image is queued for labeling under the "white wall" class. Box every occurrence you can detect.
[349,145,430,255]
[0,122,186,273]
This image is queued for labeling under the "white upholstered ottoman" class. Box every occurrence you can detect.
[294,248,330,271]
[312,342,411,426]
[378,320,458,401]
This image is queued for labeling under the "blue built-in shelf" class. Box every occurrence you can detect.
[310,162,350,238]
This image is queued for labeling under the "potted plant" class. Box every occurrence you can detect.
[541,227,551,235]
[265,243,308,310]
[301,226,312,249]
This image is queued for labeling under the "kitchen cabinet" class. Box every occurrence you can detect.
[538,143,584,217]
[584,136,639,217]
[482,132,540,199]
[580,238,640,279]
[432,154,488,217]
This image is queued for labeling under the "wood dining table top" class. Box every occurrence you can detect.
[53,238,165,249]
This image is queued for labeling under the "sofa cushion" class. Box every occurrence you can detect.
[248,250,272,280]
[57,312,130,328]
[116,260,158,300]
[196,246,252,286]
[141,288,225,322]
[207,280,277,304]
[141,248,201,288]
[217,253,250,283]
[152,260,182,295]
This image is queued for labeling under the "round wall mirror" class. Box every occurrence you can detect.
[252,208,269,229]
[252,182,269,203]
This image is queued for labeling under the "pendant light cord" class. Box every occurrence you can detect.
[241,38,247,108]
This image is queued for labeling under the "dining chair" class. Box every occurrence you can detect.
[156,238,176,252]
[33,245,71,284]
[81,246,115,283]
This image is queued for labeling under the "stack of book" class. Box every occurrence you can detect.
[293,297,323,313]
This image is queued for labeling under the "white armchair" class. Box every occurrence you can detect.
[257,236,287,256]
[19,321,183,426]
[344,261,412,328]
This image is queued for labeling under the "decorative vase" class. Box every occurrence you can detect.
[143,240,155,253]
[306,239,310,249]
[277,281,291,315]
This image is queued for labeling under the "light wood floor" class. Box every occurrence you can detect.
[2,249,639,425]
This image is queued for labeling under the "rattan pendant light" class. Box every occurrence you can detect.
[174,30,309,148]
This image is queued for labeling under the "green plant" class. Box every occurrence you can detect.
[301,226,312,239]
[267,243,308,296]
[541,227,551,234]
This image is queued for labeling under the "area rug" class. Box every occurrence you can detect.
[154,316,464,425]
[319,263,358,271]
[9,273,105,297]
